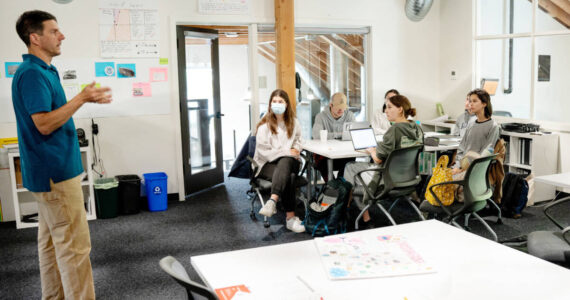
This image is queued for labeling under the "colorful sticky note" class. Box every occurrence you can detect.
[80,83,101,90]
[159,58,168,65]
[117,63,136,78]
[132,82,151,97]
[5,62,22,78]
[95,62,115,77]
[149,67,168,82]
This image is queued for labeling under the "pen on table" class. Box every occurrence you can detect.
[296,275,314,292]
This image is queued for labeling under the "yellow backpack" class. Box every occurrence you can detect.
[425,155,455,206]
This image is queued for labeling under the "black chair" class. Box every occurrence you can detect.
[527,197,570,265]
[159,256,219,300]
[244,136,309,228]
[420,154,499,241]
[352,145,425,229]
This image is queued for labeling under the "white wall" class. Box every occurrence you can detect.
[0,0,444,199]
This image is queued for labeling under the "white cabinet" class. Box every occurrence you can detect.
[500,131,559,205]
[8,147,96,229]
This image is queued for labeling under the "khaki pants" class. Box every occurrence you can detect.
[33,175,95,300]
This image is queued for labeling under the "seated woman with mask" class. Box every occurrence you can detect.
[254,89,305,233]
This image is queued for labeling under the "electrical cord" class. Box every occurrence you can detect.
[91,119,106,178]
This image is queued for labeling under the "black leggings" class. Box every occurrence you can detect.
[257,157,300,212]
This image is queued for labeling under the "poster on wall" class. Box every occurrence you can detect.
[198,0,249,15]
[99,0,159,58]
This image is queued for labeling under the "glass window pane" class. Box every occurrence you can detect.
[534,34,570,122]
[476,38,531,118]
[536,0,570,33]
[477,0,532,35]
[256,31,277,116]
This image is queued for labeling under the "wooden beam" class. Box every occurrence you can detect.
[538,0,570,29]
[274,0,296,110]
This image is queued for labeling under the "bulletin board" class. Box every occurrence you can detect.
[0,57,171,123]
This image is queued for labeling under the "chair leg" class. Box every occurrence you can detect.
[387,198,400,213]
[487,199,503,225]
[403,198,426,221]
[376,203,397,226]
[355,204,372,230]
[464,213,471,228]
[472,212,498,242]
[255,188,270,228]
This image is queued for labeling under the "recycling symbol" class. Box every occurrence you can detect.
[153,186,162,195]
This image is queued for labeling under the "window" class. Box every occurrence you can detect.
[475,0,570,121]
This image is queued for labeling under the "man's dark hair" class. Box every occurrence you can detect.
[16,10,57,47]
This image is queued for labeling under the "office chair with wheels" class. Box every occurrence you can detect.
[243,136,309,228]
[352,145,425,229]
[493,110,512,117]
[527,197,570,265]
[159,256,219,300]
[420,154,499,241]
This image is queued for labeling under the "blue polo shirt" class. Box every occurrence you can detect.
[11,54,83,192]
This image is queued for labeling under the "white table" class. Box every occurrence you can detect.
[534,172,570,190]
[192,220,570,300]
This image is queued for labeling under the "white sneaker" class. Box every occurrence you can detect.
[259,199,277,217]
[286,216,306,233]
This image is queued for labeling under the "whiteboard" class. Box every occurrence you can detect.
[0,57,170,123]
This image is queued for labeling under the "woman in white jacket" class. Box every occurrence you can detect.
[254,89,305,233]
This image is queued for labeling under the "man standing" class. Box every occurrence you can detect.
[12,10,111,299]
[311,92,355,181]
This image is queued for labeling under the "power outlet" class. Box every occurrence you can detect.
[450,70,457,80]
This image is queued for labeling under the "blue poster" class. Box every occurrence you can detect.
[95,62,115,77]
[116,63,136,78]
[5,62,22,78]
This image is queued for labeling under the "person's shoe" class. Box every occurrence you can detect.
[286,216,306,233]
[358,219,375,230]
[259,199,277,217]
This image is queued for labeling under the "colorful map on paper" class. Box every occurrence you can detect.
[314,234,436,280]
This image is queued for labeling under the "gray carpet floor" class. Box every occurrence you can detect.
[0,174,568,299]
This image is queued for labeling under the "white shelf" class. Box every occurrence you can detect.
[501,131,559,205]
[8,147,96,229]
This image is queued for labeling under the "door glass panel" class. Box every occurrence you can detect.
[185,36,216,174]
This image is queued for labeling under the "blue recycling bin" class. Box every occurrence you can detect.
[143,172,168,212]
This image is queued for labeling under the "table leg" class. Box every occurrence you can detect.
[327,158,334,181]
[306,153,313,201]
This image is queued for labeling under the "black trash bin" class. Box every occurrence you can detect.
[94,178,119,219]
[116,174,141,214]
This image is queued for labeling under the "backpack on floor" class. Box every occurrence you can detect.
[501,173,529,219]
[304,178,352,237]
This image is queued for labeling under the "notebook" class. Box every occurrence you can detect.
[349,128,377,151]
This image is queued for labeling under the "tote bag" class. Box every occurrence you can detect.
[425,155,455,206]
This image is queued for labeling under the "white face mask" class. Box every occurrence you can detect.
[272,103,286,115]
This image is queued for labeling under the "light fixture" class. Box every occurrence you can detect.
[52,0,73,3]
[224,32,239,38]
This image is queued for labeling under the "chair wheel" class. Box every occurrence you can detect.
[250,212,256,221]
[263,221,270,228]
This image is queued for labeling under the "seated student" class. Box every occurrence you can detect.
[451,93,476,137]
[371,89,399,134]
[343,95,423,227]
[311,92,355,181]
[254,89,305,233]
[452,88,500,175]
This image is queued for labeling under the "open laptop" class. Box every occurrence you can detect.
[341,121,371,141]
[349,128,377,153]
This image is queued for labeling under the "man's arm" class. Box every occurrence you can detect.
[32,82,112,135]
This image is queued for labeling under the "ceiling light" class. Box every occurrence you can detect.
[225,32,239,38]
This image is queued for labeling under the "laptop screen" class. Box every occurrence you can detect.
[349,128,377,150]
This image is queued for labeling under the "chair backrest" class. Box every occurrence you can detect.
[493,110,512,117]
[382,144,423,190]
[462,154,497,212]
[159,256,219,300]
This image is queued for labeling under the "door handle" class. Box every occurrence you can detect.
[215,112,225,119]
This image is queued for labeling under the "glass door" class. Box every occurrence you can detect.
[176,26,224,195]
